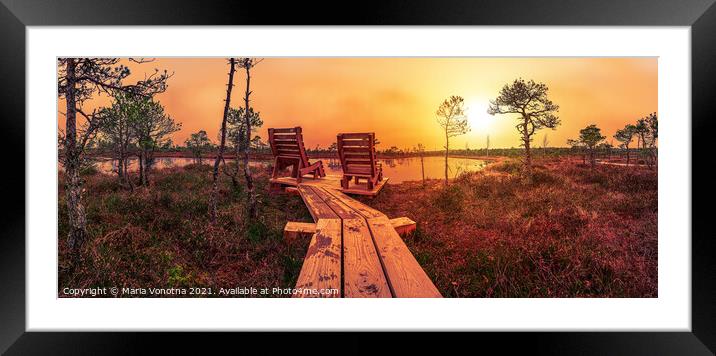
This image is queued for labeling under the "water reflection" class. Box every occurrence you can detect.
[70,156,487,184]
[323,156,487,183]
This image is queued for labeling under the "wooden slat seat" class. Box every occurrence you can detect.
[337,132,384,190]
[344,165,373,175]
[269,127,326,184]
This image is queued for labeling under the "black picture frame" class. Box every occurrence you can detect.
[1,0,713,354]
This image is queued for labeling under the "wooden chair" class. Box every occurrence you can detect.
[268,127,325,183]
[336,132,383,190]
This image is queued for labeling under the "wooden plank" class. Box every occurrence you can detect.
[271,174,387,197]
[269,177,298,187]
[366,216,442,298]
[273,137,298,142]
[273,136,299,142]
[342,147,372,153]
[390,217,416,236]
[327,187,385,217]
[342,218,392,298]
[293,219,342,298]
[344,165,373,175]
[344,151,370,156]
[309,187,391,297]
[275,154,301,160]
[298,185,338,221]
[344,159,372,165]
[277,149,301,156]
[341,139,371,146]
[344,157,372,162]
[283,221,316,241]
[309,186,360,219]
[321,187,385,219]
[339,133,373,139]
[271,127,300,134]
[275,143,300,149]
[339,178,388,197]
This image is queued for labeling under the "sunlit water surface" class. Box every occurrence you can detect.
[75,156,488,184]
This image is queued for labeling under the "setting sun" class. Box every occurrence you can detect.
[467,100,495,132]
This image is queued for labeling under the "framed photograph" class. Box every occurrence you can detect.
[2,0,714,354]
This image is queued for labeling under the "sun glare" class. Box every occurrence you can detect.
[467,100,494,131]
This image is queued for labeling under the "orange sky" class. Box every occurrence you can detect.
[58,57,657,150]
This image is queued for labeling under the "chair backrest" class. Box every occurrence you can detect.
[336,133,377,176]
[268,127,310,166]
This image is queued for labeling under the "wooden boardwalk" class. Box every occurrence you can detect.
[271,174,388,197]
[276,175,442,298]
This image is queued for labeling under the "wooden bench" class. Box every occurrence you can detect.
[289,185,441,298]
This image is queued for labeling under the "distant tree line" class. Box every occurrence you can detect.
[569,112,658,169]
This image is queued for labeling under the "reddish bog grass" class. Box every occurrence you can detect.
[363,158,658,297]
[58,163,314,297]
[59,158,657,298]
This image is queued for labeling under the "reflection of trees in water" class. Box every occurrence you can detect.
[449,158,483,178]
[86,156,487,182]
[146,157,157,169]
[158,157,173,169]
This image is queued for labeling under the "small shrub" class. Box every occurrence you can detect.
[167,264,190,287]
[492,160,523,175]
[247,221,270,243]
[80,164,99,176]
[531,170,559,185]
[433,184,465,214]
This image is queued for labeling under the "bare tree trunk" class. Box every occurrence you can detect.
[138,152,144,185]
[63,59,87,259]
[522,115,533,175]
[116,149,124,181]
[523,134,532,173]
[118,138,131,187]
[124,156,135,190]
[209,58,236,223]
[626,144,630,166]
[231,138,241,188]
[242,62,257,219]
[120,150,125,181]
[139,150,149,186]
[444,132,449,185]
[420,154,425,186]
[486,135,490,158]
[145,148,154,185]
